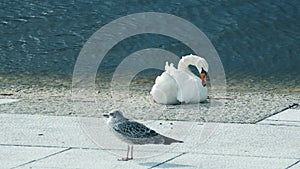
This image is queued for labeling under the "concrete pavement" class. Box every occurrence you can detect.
[0,100,300,169]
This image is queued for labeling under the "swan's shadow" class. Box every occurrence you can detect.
[165,99,223,109]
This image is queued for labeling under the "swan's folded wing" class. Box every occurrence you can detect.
[150,72,178,104]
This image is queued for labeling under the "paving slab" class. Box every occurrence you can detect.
[1,113,300,169]
[258,109,300,127]
[158,153,298,169]
[267,109,300,121]
[24,148,183,169]
[0,145,64,169]
[0,114,184,157]
[182,123,300,159]
[0,114,97,148]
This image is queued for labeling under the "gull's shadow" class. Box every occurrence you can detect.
[139,162,194,168]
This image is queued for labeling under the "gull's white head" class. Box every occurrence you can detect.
[103,110,125,123]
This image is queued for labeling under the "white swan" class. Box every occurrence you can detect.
[150,54,208,104]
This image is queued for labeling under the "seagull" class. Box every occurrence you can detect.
[103,110,183,161]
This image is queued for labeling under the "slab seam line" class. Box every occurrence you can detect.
[148,152,187,169]
[285,159,300,169]
[257,123,300,128]
[10,147,72,169]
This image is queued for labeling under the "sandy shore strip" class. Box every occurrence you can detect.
[0,82,299,123]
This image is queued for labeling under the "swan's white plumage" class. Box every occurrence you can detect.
[150,67,179,104]
[150,54,208,104]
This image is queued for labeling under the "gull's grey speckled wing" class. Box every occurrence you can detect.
[113,120,159,139]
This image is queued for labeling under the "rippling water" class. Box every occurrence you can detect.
[0,0,299,89]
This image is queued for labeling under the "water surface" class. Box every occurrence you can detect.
[0,0,299,91]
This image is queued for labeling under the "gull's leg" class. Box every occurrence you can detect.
[129,145,133,160]
[119,145,131,161]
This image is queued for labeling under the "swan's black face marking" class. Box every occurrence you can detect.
[201,68,207,87]
[201,68,207,74]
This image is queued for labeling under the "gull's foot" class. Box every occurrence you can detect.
[118,157,133,161]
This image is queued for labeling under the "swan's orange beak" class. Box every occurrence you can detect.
[201,72,206,87]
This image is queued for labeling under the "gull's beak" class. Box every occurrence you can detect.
[201,72,206,87]
[103,114,109,118]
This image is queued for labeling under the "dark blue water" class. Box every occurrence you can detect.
[0,0,299,88]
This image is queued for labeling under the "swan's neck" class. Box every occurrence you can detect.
[178,56,199,77]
